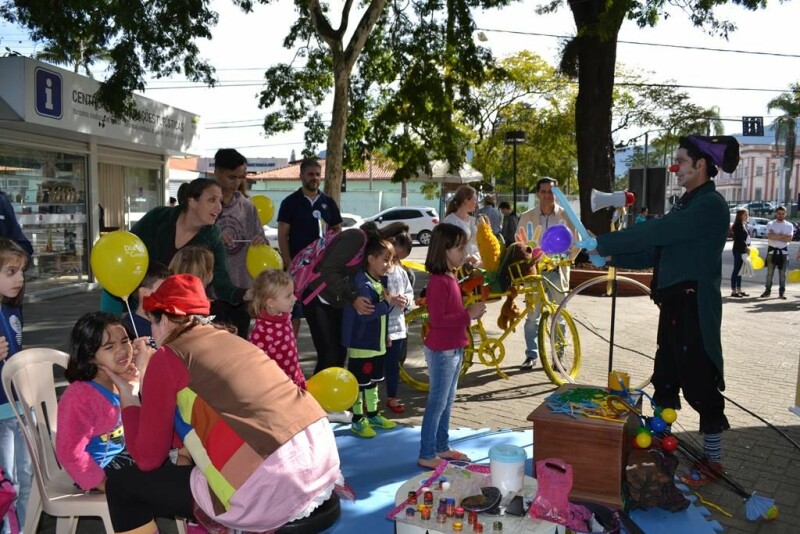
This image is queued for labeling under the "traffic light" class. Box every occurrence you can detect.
[742,116,764,137]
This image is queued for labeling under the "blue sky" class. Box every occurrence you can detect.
[2,1,799,159]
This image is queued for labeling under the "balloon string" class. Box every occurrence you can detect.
[123,295,139,339]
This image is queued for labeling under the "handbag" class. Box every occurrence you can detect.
[0,467,20,534]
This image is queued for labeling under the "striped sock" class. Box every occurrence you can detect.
[704,433,722,463]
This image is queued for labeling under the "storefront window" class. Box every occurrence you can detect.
[0,145,88,293]
[98,163,161,230]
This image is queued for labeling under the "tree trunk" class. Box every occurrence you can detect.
[785,132,796,208]
[324,63,349,204]
[569,0,625,236]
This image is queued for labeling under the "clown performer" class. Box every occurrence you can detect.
[592,135,739,486]
[100,274,342,534]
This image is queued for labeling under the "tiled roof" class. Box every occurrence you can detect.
[169,157,202,171]
[252,159,396,181]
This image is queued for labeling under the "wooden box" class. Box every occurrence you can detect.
[526,385,639,509]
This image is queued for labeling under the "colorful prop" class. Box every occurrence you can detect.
[551,186,605,267]
[306,367,359,413]
[401,259,427,272]
[751,256,765,270]
[540,225,573,255]
[788,269,800,284]
[251,195,275,225]
[749,247,759,259]
[246,245,283,278]
[90,231,149,298]
[476,215,503,271]
[607,395,778,522]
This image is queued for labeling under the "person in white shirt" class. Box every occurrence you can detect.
[760,205,794,299]
[515,178,577,370]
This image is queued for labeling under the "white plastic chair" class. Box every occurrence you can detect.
[2,348,189,534]
[2,348,116,534]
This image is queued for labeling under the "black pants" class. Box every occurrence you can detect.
[303,297,346,374]
[210,300,252,339]
[652,287,729,434]
[105,463,194,532]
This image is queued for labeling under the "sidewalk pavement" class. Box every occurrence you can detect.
[20,258,800,534]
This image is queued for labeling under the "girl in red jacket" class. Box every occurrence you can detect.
[417,224,486,469]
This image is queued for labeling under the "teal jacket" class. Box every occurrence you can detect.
[595,181,728,387]
[131,207,244,305]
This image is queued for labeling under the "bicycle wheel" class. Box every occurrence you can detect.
[400,306,472,392]
[399,306,432,391]
[538,308,581,386]
[551,275,653,390]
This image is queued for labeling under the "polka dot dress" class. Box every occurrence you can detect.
[249,312,307,389]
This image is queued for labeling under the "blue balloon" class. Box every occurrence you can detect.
[650,417,667,433]
[540,225,573,255]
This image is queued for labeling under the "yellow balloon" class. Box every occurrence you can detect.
[251,196,275,225]
[90,231,149,298]
[752,256,765,270]
[660,407,677,424]
[246,245,283,279]
[788,269,800,284]
[635,432,652,449]
[306,367,359,413]
[749,247,759,259]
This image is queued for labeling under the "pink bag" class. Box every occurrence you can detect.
[1,467,20,534]
[530,458,592,532]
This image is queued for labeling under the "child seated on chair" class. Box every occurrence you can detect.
[56,312,140,491]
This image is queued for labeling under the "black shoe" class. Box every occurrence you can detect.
[739,291,750,297]
[730,292,743,298]
[779,294,787,300]
[760,291,771,298]
[519,359,536,371]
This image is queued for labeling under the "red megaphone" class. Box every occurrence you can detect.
[668,164,680,173]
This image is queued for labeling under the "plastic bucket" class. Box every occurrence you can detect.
[489,444,526,495]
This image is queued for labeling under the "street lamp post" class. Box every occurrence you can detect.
[505,130,526,214]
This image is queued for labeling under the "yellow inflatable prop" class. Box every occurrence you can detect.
[246,245,283,278]
[751,256,765,270]
[251,195,275,225]
[90,231,149,298]
[788,269,800,284]
[306,367,359,412]
[749,247,759,259]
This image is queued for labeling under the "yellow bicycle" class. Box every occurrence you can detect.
[399,259,581,391]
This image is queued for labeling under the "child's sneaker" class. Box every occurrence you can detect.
[350,418,377,438]
[367,413,397,430]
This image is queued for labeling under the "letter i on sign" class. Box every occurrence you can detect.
[45,79,54,110]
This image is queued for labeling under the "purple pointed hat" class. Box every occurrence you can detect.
[679,135,740,174]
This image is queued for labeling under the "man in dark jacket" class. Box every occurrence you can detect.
[0,191,33,256]
[595,135,740,486]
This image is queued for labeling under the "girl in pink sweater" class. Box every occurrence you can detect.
[56,312,140,491]
[249,269,306,389]
[417,224,486,469]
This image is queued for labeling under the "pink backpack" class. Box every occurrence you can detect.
[1,467,19,534]
[289,229,367,305]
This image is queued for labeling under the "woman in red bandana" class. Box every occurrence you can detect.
[100,274,341,534]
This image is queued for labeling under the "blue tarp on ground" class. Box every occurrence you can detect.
[325,425,723,533]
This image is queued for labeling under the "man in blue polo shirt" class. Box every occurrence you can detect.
[277,159,343,329]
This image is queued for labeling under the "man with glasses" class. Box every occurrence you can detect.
[761,205,793,299]
[212,148,267,337]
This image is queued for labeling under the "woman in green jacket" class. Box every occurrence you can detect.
[101,178,245,316]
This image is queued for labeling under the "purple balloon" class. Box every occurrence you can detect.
[540,225,573,255]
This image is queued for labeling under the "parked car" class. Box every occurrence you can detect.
[364,206,439,245]
[737,201,775,217]
[263,212,363,243]
[748,217,770,238]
